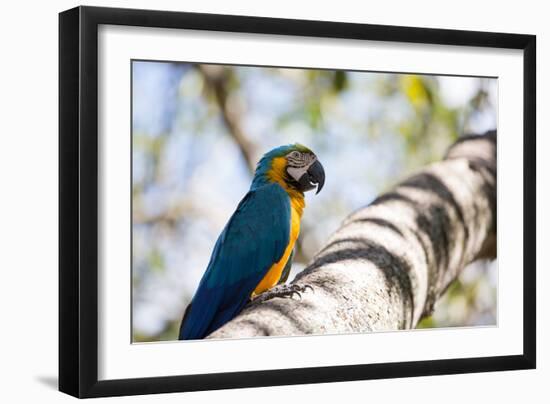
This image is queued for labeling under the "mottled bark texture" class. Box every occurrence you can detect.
[209,131,497,339]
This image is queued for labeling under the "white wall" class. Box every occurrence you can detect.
[0,0,546,402]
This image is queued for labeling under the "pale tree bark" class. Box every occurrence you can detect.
[209,131,497,338]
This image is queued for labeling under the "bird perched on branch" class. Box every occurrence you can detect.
[179,144,325,340]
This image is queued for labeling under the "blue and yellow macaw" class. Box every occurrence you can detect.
[179,144,325,340]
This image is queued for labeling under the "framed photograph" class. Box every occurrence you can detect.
[59,6,536,398]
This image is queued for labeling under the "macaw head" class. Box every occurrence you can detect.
[252,144,325,195]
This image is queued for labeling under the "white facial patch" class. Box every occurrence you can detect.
[287,165,309,182]
[286,157,316,182]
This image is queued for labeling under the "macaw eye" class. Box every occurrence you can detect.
[290,151,301,158]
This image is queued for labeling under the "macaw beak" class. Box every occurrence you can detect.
[298,160,325,194]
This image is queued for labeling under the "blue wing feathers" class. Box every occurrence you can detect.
[179,183,291,340]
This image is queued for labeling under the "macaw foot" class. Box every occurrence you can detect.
[253,283,314,304]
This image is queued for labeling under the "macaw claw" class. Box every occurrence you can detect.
[253,283,314,304]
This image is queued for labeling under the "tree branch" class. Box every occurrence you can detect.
[197,65,258,174]
[208,131,497,338]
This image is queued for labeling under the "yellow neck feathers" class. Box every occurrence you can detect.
[267,157,305,217]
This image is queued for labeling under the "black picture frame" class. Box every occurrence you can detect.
[59,5,536,398]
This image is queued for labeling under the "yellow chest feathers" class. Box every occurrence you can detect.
[253,196,304,296]
[267,157,305,216]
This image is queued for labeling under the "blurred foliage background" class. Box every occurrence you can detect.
[132,61,497,342]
